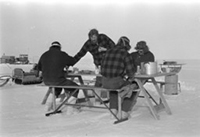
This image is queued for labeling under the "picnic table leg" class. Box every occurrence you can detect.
[135,79,160,120]
[151,78,172,115]
[77,76,93,106]
[52,88,56,111]
[118,92,122,119]
[113,91,129,124]
[159,83,165,104]
[41,87,52,105]
[144,89,158,105]
[92,89,129,124]
[91,89,127,123]
[45,89,79,116]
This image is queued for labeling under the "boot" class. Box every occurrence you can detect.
[67,96,77,104]
[121,111,130,119]
[58,93,67,102]
[65,96,79,115]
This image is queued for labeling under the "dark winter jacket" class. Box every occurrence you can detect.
[38,46,76,85]
[131,51,155,66]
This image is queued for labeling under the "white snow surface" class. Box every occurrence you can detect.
[0,63,200,137]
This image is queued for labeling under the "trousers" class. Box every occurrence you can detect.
[45,79,79,98]
[102,76,137,112]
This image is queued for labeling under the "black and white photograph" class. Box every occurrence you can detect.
[0,0,200,137]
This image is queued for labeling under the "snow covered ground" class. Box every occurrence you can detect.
[0,60,200,137]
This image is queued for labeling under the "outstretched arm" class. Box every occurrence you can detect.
[73,42,89,64]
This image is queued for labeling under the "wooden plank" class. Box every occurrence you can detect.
[52,88,56,110]
[77,76,93,106]
[151,78,172,115]
[135,79,160,120]
[118,92,122,119]
[135,72,177,78]
[39,84,122,92]
[41,87,52,105]
[154,103,165,113]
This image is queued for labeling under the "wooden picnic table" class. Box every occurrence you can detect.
[134,72,176,120]
[40,72,175,123]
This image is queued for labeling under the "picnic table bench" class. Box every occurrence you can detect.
[40,84,139,124]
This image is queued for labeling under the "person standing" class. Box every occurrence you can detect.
[74,29,115,100]
[37,41,79,114]
[74,28,115,69]
[101,36,137,119]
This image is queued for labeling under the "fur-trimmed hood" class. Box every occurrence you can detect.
[134,41,149,54]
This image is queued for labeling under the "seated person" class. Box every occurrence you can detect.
[131,40,155,85]
[37,41,79,114]
[101,36,137,119]
[131,41,155,66]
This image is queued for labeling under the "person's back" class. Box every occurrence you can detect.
[37,41,79,114]
[101,45,134,79]
[38,43,76,85]
[101,36,137,119]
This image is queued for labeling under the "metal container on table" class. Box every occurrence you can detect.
[141,62,158,75]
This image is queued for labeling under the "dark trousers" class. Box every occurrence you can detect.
[109,91,138,112]
[45,79,79,98]
[102,76,137,112]
[94,76,107,98]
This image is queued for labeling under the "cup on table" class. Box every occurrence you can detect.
[136,65,141,74]
[140,62,146,74]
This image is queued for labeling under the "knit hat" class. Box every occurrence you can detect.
[135,41,147,50]
[51,41,61,47]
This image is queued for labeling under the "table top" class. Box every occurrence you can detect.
[67,72,176,78]
[134,72,176,78]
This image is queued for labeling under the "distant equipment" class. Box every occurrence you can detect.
[18,54,29,64]
[160,61,183,73]
[160,61,184,95]
[0,54,29,64]
[0,55,15,64]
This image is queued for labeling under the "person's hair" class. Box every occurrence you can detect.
[117,36,131,51]
[135,41,149,53]
[88,29,99,37]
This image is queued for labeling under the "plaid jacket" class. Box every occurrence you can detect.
[101,45,136,78]
[74,34,115,66]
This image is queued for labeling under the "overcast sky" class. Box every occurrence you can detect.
[1,0,200,61]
